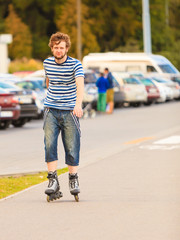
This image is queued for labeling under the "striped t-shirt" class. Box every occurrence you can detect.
[43,56,84,110]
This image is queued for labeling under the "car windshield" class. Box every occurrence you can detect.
[0,88,8,94]
[16,81,44,91]
[140,78,154,86]
[0,81,17,89]
[158,64,178,74]
[152,77,168,83]
[84,73,97,84]
[123,77,141,85]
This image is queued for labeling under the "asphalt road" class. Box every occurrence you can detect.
[0,101,180,240]
[0,101,180,176]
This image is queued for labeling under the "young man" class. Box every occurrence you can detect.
[104,68,114,114]
[43,32,84,200]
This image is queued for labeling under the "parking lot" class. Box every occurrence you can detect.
[1,69,180,130]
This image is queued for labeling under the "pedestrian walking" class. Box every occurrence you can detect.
[43,32,84,202]
[104,68,114,114]
[96,73,109,112]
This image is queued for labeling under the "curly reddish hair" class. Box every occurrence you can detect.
[48,32,71,49]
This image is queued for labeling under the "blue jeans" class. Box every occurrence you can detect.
[43,108,81,166]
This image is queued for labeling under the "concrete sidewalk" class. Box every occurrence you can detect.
[0,139,180,240]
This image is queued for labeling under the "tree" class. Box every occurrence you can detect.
[83,0,142,52]
[5,4,32,59]
[55,0,100,58]
[115,39,141,52]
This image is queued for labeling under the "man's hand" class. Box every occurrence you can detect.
[73,105,83,118]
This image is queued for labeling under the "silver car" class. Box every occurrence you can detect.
[112,72,147,107]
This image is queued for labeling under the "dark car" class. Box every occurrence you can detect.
[15,79,46,118]
[0,88,20,129]
[112,76,125,107]
[0,81,38,127]
[139,77,160,105]
[83,70,98,109]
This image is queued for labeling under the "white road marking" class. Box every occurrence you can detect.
[139,135,180,151]
[140,145,180,151]
[154,136,180,145]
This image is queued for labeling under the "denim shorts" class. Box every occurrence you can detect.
[43,108,81,166]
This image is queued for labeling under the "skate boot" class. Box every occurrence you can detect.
[45,171,63,202]
[69,173,80,202]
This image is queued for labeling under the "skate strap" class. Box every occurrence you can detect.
[70,112,81,137]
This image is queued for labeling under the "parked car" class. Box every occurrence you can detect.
[112,72,147,107]
[112,76,125,107]
[0,73,21,83]
[172,75,180,86]
[138,77,160,105]
[0,88,20,129]
[15,79,46,118]
[23,76,47,89]
[83,52,180,80]
[151,80,167,103]
[83,70,98,116]
[0,81,38,127]
[151,76,180,100]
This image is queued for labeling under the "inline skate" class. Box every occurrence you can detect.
[45,171,63,202]
[69,173,80,202]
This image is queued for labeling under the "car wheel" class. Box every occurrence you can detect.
[36,112,43,119]
[131,102,141,107]
[12,118,28,127]
[0,120,11,130]
[115,102,124,108]
[144,101,152,106]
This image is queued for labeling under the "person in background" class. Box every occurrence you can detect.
[104,68,114,114]
[96,72,109,112]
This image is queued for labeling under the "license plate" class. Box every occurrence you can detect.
[0,111,13,117]
[149,88,157,93]
[19,97,32,104]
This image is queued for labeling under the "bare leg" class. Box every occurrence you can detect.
[109,101,114,113]
[107,101,114,114]
[68,165,78,174]
[47,160,58,172]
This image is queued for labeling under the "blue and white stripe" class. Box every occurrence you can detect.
[43,56,84,110]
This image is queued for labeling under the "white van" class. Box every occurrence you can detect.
[82,52,180,80]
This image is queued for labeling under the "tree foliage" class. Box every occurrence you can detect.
[5,4,32,59]
[56,0,100,58]
[0,0,180,69]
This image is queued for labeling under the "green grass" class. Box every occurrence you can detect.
[0,168,68,199]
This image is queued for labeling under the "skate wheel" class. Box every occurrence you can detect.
[47,195,50,202]
[74,195,79,202]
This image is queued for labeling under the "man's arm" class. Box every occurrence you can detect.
[46,77,49,88]
[73,76,84,118]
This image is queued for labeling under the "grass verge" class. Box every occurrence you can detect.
[0,168,68,199]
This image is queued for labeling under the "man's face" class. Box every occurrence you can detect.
[51,41,68,60]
